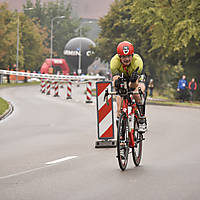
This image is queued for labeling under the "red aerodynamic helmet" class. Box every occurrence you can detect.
[117,41,134,56]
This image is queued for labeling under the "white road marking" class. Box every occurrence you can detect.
[45,156,78,165]
[0,156,78,180]
[0,165,52,180]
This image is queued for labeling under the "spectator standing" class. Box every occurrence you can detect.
[188,78,197,103]
[148,79,154,98]
[177,75,188,102]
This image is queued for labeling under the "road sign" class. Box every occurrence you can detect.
[95,81,116,148]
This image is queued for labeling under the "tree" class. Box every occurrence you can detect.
[0,3,18,69]
[0,2,49,73]
[95,0,200,97]
[23,0,80,59]
[20,14,49,71]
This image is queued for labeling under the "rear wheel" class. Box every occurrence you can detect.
[132,117,143,166]
[117,113,129,171]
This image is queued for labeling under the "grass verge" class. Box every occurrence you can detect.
[147,98,200,108]
[0,81,39,89]
[0,97,9,116]
[147,91,200,108]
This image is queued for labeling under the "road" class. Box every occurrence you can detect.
[0,84,200,200]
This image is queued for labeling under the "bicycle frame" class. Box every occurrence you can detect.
[121,96,138,148]
[104,81,144,170]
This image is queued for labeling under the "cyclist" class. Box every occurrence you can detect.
[110,41,147,133]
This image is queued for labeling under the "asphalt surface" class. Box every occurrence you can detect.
[0,84,200,200]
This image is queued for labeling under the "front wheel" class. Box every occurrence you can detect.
[132,117,143,166]
[117,113,129,171]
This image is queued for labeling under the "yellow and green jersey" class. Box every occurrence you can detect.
[110,54,143,77]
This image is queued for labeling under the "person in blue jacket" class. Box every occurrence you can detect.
[177,75,188,102]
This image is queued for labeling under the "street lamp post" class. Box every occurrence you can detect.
[50,16,65,69]
[78,21,93,75]
[16,15,19,83]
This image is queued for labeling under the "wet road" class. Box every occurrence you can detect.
[0,84,200,200]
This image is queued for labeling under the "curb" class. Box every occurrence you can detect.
[0,102,14,120]
[146,101,200,109]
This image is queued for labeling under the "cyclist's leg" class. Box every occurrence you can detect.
[112,75,121,127]
[138,82,146,116]
[133,82,147,133]
[133,82,146,112]
[116,95,122,128]
[116,96,126,140]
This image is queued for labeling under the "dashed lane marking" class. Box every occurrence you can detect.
[0,156,78,180]
[45,156,78,165]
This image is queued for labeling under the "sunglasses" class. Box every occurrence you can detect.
[119,54,132,58]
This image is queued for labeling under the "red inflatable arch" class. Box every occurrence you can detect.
[40,58,70,75]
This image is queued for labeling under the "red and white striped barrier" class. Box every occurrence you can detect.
[95,81,116,148]
[41,79,46,93]
[46,80,51,95]
[53,81,59,97]
[60,81,64,88]
[66,81,72,99]
[85,81,93,103]
[51,80,55,89]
